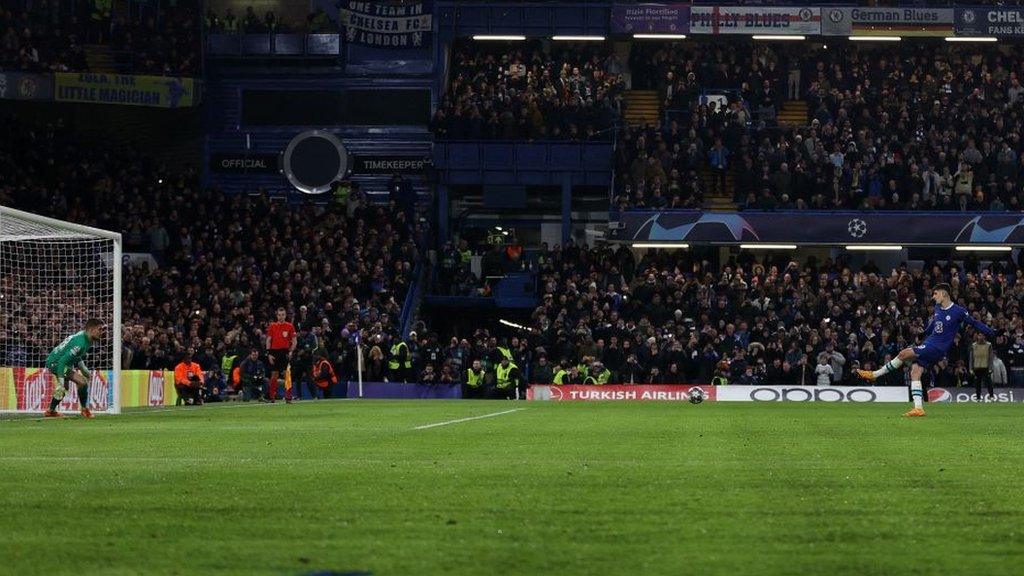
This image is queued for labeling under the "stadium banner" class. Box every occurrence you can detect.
[339,0,433,48]
[928,387,1024,403]
[955,8,1024,37]
[54,73,196,108]
[614,211,1024,245]
[0,367,116,411]
[122,252,159,270]
[527,385,715,401]
[351,155,432,175]
[210,153,280,174]
[690,6,820,35]
[611,3,690,34]
[0,72,52,101]
[119,370,175,408]
[716,385,908,403]
[347,381,460,399]
[821,7,953,37]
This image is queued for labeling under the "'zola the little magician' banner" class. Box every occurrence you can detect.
[54,73,195,108]
[339,0,433,48]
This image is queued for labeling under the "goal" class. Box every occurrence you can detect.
[0,206,121,414]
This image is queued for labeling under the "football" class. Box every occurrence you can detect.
[689,390,705,404]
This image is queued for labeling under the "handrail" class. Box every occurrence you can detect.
[617,208,1024,216]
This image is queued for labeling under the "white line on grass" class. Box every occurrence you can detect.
[2,398,359,422]
[413,408,525,430]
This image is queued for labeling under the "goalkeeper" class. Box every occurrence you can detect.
[44,319,104,419]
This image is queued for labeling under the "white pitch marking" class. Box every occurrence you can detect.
[413,408,525,430]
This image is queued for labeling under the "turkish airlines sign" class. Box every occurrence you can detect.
[528,385,714,402]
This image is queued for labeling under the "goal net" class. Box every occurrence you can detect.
[0,206,121,414]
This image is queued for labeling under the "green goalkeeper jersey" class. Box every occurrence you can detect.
[46,331,91,373]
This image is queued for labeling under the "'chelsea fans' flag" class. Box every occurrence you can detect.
[339,0,433,48]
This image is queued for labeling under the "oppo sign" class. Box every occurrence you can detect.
[750,387,876,402]
[717,385,909,403]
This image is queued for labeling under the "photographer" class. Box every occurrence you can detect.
[239,349,268,402]
[173,348,205,406]
[312,348,338,399]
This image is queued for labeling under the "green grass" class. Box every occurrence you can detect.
[2,400,1023,576]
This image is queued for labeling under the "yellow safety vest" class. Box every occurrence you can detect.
[497,347,513,361]
[553,369,569,385]
[496,362,518,389]
[576,363,589,379]
[466,368,484,387]
[388,342,411,370]
[220,354,237,373]
[594,369,611,385]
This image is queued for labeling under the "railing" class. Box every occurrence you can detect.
[206,33,341,57]
[399,262,424,339]
[433,140,613,186]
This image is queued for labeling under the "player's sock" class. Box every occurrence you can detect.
[78,384,89,409]
[910,380,924,410]
[872,358,903,378]
[48,395,60,413]
[269,376,278,400]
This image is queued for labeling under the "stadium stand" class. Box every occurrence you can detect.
[431,39,624,141]
[426,243,1023,389]
[614,42,1024,212]
[0,0,198,74]
[0,116,420,381]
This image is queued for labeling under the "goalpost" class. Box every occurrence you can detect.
[0,206,122,414]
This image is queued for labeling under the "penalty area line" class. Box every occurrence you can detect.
[413,408,526,430]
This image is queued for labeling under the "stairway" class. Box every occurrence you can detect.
[778,100,808,127]
[622,90,661,127]
[701,168,737,211]
[84,44,118,73]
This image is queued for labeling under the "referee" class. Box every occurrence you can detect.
[266,307,297,403]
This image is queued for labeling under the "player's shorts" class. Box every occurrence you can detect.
[911,344,946,368]
[45,362,73,386]
[268,349,290,371]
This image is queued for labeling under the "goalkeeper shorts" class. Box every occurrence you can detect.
[46,362,75,387]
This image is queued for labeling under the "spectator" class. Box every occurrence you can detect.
[814,353,834,386]
[970,332,994,400]
[531,354,553,385]
[365,345,387,382]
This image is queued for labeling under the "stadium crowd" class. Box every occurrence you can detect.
[615,41,1024,212]
[431,40,625,141]
[0,0,199,74]
[204,6,336,34]
[0,116,421,400]
[419,242,1024,395]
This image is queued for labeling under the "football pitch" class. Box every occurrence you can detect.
[2,400,1023,576]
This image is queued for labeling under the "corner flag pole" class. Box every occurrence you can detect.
[356,331,364,399]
